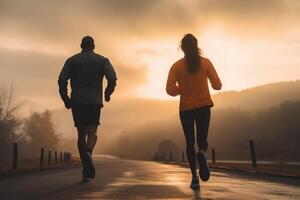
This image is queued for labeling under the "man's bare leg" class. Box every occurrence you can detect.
[86,125,98,154]
[80,125,97,180]
[77,126,88,164]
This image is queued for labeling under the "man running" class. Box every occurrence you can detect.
[58,36,117,182]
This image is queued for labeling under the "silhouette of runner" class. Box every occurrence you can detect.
[58,36,117,182]
[166,33,222,189]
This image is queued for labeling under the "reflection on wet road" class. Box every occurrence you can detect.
[0,155,299,199]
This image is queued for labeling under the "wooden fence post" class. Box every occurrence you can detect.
[162,152,165,161]
[249,140,257,168]
[64,152,66,162]
[66,152,68,161]
[48,151,52,165]
[12,142,18,170]
[155,152,158,161]
[55,151,58,163]
[60,152,63,162]
[169,152,173,161]
[40,148,44,166]
[212,148,216,163]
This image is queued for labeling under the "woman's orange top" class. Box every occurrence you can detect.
[166,57,222,111]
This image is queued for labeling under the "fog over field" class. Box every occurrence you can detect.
[49,81,300,161]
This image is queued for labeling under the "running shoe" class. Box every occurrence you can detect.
[84,152,95,179]
[190,177,200,190]
[82,176,91,183]
[197,152,210,181]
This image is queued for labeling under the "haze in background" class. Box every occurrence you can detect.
[0,0,299,111]
[0,0,299,160]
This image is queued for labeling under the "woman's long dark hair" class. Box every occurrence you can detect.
[181,33,202,73]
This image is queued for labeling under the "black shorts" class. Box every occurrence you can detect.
[71,104,101,127]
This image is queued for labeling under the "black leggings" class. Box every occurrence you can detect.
[179,106,211,177]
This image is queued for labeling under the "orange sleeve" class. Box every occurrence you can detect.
[207,59,222,90]
[166,64,180,96]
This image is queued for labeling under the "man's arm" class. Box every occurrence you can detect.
[58,60,71,109]
[103,58,117,102]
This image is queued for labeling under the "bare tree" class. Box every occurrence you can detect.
[0,84,21,166]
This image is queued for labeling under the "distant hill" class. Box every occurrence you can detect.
[107,100,300,161]
[45,80,300,160]
[50,80,300,139]
[213,80,300,111]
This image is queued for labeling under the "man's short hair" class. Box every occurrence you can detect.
[81,36,95,50]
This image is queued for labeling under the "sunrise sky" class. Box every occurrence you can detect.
[0,0,299,110]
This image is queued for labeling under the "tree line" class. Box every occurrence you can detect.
[0,85,59,168]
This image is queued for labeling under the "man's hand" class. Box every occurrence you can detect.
[64,98,72,109]
[105,95,110,102]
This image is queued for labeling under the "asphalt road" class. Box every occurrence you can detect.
[0,155,299,200]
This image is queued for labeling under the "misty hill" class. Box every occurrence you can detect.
[48,80,300,162]
[108,100,300,162]
[213,80,300,111]
[50,80,300,139]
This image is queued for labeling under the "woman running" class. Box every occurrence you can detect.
[166,33,222,189]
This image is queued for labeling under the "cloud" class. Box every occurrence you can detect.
[0,48,146,101]
[0,0,299,53]
[0,0,299,109]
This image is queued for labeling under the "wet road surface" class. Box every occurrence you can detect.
[0,155,299,200]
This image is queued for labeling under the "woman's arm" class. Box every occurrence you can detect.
[166,65,180,96]
[207,59,222,90]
